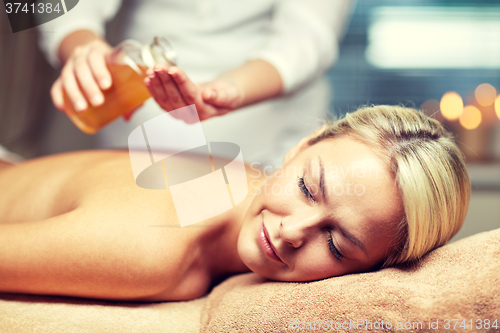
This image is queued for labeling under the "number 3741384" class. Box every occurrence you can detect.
[5,2,62,14]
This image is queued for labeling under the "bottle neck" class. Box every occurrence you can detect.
[110,37,177,75]
[141,44,157,69]
[142,37,177,69]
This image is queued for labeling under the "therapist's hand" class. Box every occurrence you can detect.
[144,63,244,122]
[51,38,113,113]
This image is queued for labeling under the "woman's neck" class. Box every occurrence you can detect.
[203,170,266,280]
[202,194,252,280]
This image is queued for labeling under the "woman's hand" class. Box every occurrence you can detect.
[144,63,244,122]
[51,38,113,113]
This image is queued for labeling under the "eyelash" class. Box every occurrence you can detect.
[327,231,343,261]
[297,176,342,261]
[297,176,315,202]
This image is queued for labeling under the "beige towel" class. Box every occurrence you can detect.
[201,228,500,332]
[0,293,206,333]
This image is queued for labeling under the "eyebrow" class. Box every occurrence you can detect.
[339,226,367,256]
[318,156,325,201]
[318,155,367,256]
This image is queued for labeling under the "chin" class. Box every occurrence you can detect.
[246,265,286,281]
[237,235,274,279]
[251,271,311,282]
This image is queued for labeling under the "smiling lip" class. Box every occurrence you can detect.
[258,220,283,263]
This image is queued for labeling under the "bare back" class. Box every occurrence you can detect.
[0,151,256,301]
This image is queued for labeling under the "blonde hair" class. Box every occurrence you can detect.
[309,105,471,267]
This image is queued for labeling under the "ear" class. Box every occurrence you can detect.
[283,125,327,165]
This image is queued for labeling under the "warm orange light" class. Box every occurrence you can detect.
[440,92,463,120]
[475,83,497,107]
[459,105,482,130]
[495,95,500,119]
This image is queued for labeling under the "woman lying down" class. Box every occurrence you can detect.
[0,105,470,302]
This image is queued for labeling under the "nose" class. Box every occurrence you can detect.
[279,212,321,248]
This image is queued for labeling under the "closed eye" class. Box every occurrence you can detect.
[327,231,343,261]
[297,176,315,203]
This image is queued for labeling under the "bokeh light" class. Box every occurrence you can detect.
[495,95,500,119]
[459,105,482,130]
[440,92,463,120]
[475,83,497,107]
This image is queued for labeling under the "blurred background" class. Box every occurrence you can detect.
[325,0,500,241]
[0,0,499,240]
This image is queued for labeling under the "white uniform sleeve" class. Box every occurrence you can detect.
[250,0,355,93]
[37,0,122,67]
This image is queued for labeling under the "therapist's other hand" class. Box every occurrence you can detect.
[144,63,243,121]
[51,39,113,113]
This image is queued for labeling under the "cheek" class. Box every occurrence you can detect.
[237,222,258,266]
[237,225,279,278]
[259,176,299,212]
[291,247,340,281]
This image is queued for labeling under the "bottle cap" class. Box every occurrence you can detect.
[141,37,178,69]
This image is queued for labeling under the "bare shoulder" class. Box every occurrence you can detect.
[137,257,213,302]
[0,150,254,301]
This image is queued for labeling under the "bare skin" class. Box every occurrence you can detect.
[0,151,260,302]
[0,136,403,302]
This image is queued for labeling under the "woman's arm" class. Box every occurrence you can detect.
[37,0,121,113]
[249,0,355,93]
[207,59,284,108]
[37,0,121,67]
[143,59,283,121]
[0,151,216,301]
[0,207,179,300]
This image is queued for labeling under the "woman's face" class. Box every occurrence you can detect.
[238,136,403,282]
